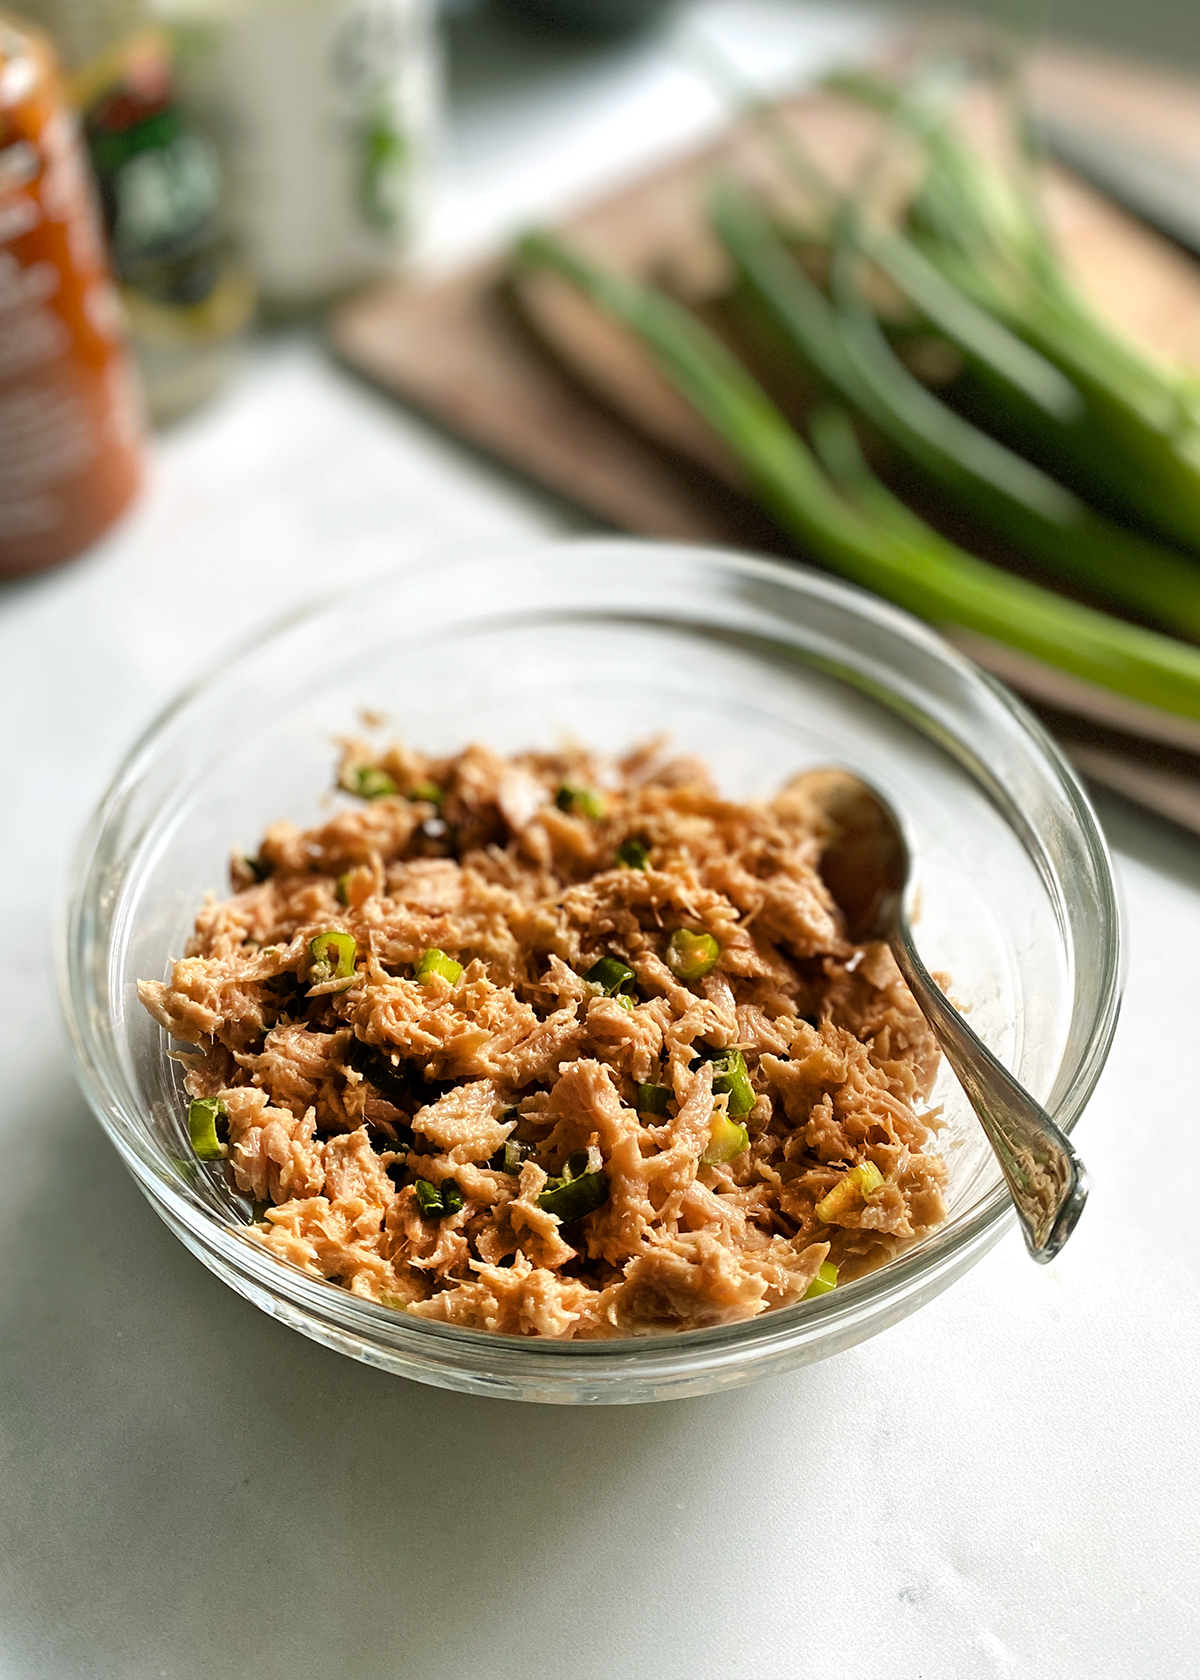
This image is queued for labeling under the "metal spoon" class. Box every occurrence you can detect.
[796,768,1088,1262]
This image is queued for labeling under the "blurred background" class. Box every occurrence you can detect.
[8,0,1200,816]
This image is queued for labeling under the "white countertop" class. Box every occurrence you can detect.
[1,6,1197,1677]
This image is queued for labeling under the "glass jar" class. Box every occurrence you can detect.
[22,0,255,423]
[164,0,440,311]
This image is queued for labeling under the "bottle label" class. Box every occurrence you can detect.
[78,31,229,308]
[201,0,437,301]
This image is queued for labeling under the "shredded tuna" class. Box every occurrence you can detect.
[139,739,948,1338]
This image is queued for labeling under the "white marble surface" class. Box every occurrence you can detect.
[2,6,1198,1677]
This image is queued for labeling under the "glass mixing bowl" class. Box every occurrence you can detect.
[62,538,1121,1404]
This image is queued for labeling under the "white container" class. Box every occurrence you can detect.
[161,0,438,307]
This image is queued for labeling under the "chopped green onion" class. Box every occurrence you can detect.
[335,872,350,906]
[637,1082,672,1116]
[616,837,650,870]
[441,1179,465,1216]
[616,993,636,1012]
[414,1179,444,1217]
[556,783,605,818]
[243,854,272,884]
[804,1260,840,1299]
[188,1097,226,1161]
[415,947,463,986]
[665,929,720,982]
[342,764,399,800]
[346,1038,411,1107]
[706,1047,756,1117]
[702,1113,750,1165]
[410,781,443,806]
[562,1149,590,1181]
[537,1170,610,1224]
[815,1160,886,1224]
[490,1138,534,1174]
[584,956,636,996]
[309,930,357,989]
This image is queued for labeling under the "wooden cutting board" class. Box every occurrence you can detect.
[329,46,1200,836]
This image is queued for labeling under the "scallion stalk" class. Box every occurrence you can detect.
[711,183,1200,636]
[515,229,1200,724]
[830,69,1200,552]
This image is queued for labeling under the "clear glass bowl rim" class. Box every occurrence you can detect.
[60,537,1122,1400]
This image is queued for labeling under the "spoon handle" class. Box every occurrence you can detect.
[889,920,1088,1263]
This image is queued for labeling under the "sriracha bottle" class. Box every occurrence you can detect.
[0,9,143,578]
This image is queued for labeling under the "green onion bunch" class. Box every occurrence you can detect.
[514,65,1200,727]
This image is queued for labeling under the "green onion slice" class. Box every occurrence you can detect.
[410,781,443,806]
[415,947,464,986]
[342,764,399,800]
[804,1260,840,1299]
[414,1179,444,1217]
[584,956,636,995]
[441,1179,465,1216]
[243,854,272,884]
[562,1149,590,1181]
[188,1097,226,1162]
[309,930,357,989]
[814,1160,885,1225]
[702,1113,750,1165]
[335,872,351,906]
[556,783,605,818]
[636,1082,672,1116]
[537,1170,609,1224]
[666,929,720,981]
[706,1047,756,1117]
[490,1138,534,1174]
[616,837,650,870]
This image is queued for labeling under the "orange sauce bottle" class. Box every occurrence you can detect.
[0,10,143,577]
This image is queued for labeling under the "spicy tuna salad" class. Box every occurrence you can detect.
[137,738,948,1339]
